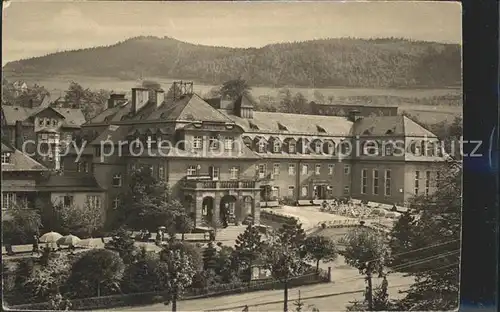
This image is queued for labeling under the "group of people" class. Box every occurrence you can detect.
[31,234,77,256]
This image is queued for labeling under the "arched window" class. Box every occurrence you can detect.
[112,174,122,187]
[314,141,322,154]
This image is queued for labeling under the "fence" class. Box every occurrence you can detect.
[260,210,298,224]
[8,270,329,311]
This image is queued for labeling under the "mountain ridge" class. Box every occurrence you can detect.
[3,36,462,89]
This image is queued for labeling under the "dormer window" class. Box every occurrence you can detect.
[52,119,58,127]
[316,125,326,133]
[258,140,267,153]
[277,123,288,131]
[385,129,394,135]
[273,141,281,153]
[362,130,371,135]
[38,118,44,127]
[314,141,322,154]
[289,142,296,154]
[45,118,50,127]
[249,121,259,130]
[2,153,11,164]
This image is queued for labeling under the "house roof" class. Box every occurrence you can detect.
[351,116,437,137]
[1,105,85,128]
[125,144,259,160]
[1,143,48,172]
[222,111,353,136]
[90,125,132,145]
[37,175,104,192]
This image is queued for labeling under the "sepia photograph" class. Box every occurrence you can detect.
[1,1,462,311]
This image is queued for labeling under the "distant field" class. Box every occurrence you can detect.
[6,74,462,124]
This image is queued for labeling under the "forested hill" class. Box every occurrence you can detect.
[3,36,461,88]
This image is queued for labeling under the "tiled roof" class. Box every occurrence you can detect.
[222,111,353,136]
[90,125,132,145]
[88,101,129,124]
[1,143,14,153]
[1,105,85,128]
[37,175,104,191]
[351,116,437,138]
[1,146,48,172]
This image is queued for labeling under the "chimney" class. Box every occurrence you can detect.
[131,88,150,113]
[108,93,126,109]
[28,99,34,109]
[155,89,165,108]
[347,109,362,122]
[15,120,23,150]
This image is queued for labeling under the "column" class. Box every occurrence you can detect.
[195,193,203,228]
[253,192,261,225]
[213,192,221,224]
[235,195,243,223]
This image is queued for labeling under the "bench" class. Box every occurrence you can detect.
[261,201,280,208]
[297,200,314,206]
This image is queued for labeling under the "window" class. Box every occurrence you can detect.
[187,165,197,176]
[209,136,219,150]
[414,142,421,155]
[373,170,379,195]
[44,118,50,126]
[65,132,72,142]
[288,186,295,197]
[301,186,309,197]
[224,137,234,150]
[301,164,309,175]
[315,141,322,153]
[159,165,165,180]
[41,133,48,140]
[63,195,73,208]
[38,118,44,127]
[193,136,203,149]
[363,141,378,156]
[425,171,431,196]
[361,169,368,194]
[288,164,296,176]
[414,171,420,195]
[2,153,11,164]
[273,163,280,177]
[426,142,434,156]
[230,166,239,180]
[52,119,58,127]
[257,164,266,178]
[385,143,394,156]
[271,186,280,199]
[343,185,350,195]
[436,172,441,188]
[328,164,335,175]
[2,193,16,209]
[289,142,296,154]
[112,174,122,187]
[273,141,281,153]
[315,164,321,175]
[87,195,101,210]
[327,141,336,155]
[113,197,120,210]
[385,170,392,196]
[344,164,350,175]
[258,141,267,153]
[130,163,136,172]
[210,166,219,180]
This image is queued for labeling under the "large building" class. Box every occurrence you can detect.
[65,82,444,229]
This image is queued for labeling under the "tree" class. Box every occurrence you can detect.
[392,162,461,310]
[388,211,416,269]
[1,80,50,107]
[233,224,265,281]
[2,203,42,245]
[220,77,251,100]
[166,240,204,271]
[341,226,390,310]
[276,218,307,252]
[304,236,337,273]
[202,241,218,271]
[121,249,166,293]
[106,228,140,264]
[142,80,162,90]
[64,81,109,121]
[65,249,125,298]
[159,244,197,312]
[53,200,103,238]
[24,253,71,302]
[214,245,240,284]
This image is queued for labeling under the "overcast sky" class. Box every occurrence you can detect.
[2,1,462,65]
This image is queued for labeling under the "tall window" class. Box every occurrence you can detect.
[38,118,44,127]
[51,119,58,127]
[436,172,441,188]
[301,164,309,175]
[224,137,234,150]
[2,153,11,164]
[273,141,281,153]
[63,195,74,208]
[193,136,203,149]
[113,197,120,210]
[328,164,335,175]
[230,166,239,180]
[271,186,280,199]
[301,186,309,197]
[315,141,322,153]
[87,195,101,210]
[289,142,296,154]
[273,163,280,177]
[373,170,379,195]
[385,170,392,196]
[2,193,16,209]
[209,136,219,150]
[385,143,394,156]
[288,164,296,176]
[288,186,295,197]
[210,166,220,180]
[112,174,122,187]
[315,164,321,175]
[425,171,431,196]
[343,185,350,195]
[159,165,165,180]
[361,169,368,194]
[258,141,267,153]
[344,164,350,175]
[414,171,420,195]
[187,165,197,176]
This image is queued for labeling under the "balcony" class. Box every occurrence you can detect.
[183,179,258,190]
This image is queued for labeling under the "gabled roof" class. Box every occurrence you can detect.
[234,94,256,108]
[1,142,48,172]
[1,105,85,128]
[90,125,132,145]
[351,116,437,138]
[222,111,352,136]
[37,175,104,192]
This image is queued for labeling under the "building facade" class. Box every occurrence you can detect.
[71,82,445,229]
